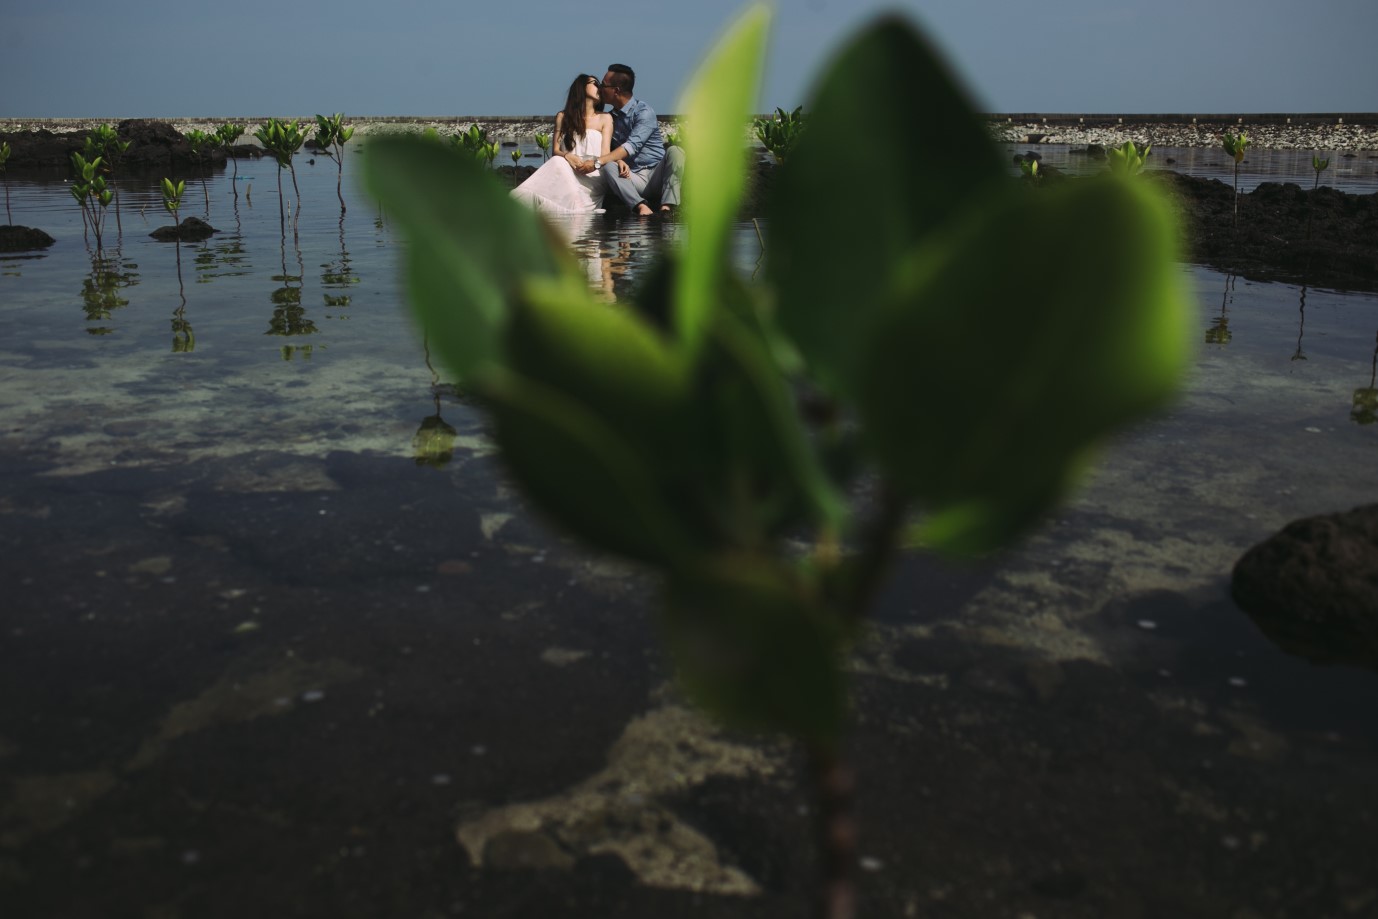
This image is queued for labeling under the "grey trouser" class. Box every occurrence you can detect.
[601,145,685,210]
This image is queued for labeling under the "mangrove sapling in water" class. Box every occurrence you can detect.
[0,141,11,224]
[534,132,551,161]
[1312,152,1330,191]
[255,118,307,230]
[1222,131,1250,228]
[509,149,523,167]
[162,178,193,351]
[185,129,214,213]
[86,124,130,236]
[70,152,113,253]
[366,7,1191,916]
[313,113,355,212]
[216,123,246,197]
[1106,140,1151,176]
[753,105,805,162]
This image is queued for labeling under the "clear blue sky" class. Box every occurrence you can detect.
[4,0,1375,117]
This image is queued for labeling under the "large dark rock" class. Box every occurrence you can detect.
[150,216,217,242]
[1152,172,1378,292]
[1232,504,1378,670]
[0,225,56,252]
[0,120,227,175]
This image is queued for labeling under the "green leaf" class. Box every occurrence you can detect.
[856,176,1191,554]
[484,368,699,565]
[362,135,569,381]
[768,16,1008,400]
[663,555,846,740]
[676,2,770,361]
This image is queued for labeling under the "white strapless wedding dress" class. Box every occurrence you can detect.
[511,129,605,215]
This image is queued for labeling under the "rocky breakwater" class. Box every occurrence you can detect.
[989,116,1378,152]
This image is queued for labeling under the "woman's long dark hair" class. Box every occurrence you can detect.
[560,73,596,152]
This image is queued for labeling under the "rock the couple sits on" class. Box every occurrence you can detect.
[512,64,685,218]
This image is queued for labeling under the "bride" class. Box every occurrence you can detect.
[511,74,612,215]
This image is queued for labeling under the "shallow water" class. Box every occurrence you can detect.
[2,159,1377,917]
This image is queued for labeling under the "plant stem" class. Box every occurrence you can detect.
[335,143,346,212]
[808,742,857,919]
[1232,162,1240,229]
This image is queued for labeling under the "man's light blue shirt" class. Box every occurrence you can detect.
[608,96,665,170]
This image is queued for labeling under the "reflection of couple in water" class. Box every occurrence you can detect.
[511,64,684,219]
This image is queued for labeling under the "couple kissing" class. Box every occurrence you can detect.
[511,64,684,218]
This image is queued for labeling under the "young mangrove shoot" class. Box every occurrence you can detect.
[1222,131,1250,227]
[216,123,246,196]
[313,113,355,212]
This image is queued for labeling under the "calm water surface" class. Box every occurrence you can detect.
[2,155,1377,917]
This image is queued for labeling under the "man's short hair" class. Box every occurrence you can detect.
[606,64,635,94]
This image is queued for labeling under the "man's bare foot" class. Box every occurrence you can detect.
[635,203,654,217]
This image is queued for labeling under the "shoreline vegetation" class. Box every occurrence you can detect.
[2,114,1378,151]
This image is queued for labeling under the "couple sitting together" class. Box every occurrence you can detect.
[511,64,684,218]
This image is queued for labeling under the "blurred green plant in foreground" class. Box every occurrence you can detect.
[365,6,1190,915]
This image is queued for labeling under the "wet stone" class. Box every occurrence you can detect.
[483,830,575,871]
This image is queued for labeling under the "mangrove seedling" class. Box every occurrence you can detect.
[663,125,682,148]
[454,125,500,168]
[216,123,246,196]
[509,149,523,166]
[1222,131,1250,227]
[163,178,191,349]
[254,118,307,226]
[1311,152,1330,191]
[1106,140,1151,175]
[70,152,113,252]
[753,104,805,162]
[161,177,185,226]
[0,141,11,224]
[185,129,214,212]
[314,113,355,212]
[366,6,1191,916]
[534,132,551,161]
[85,124,130,235]
[1019,157,1040,182]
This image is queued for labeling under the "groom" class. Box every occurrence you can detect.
[586,63,684,216]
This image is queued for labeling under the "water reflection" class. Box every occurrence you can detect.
[1291,283,1308,363]
[171,236,193,353]
[1205,271,1236,345]
[321,215,359,311]
[1352,330,1378,425]
[413,337,459,467]
[79,249,139,335]
[266,220,316,357]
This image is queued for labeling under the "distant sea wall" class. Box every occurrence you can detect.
[4,114,1377,151]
